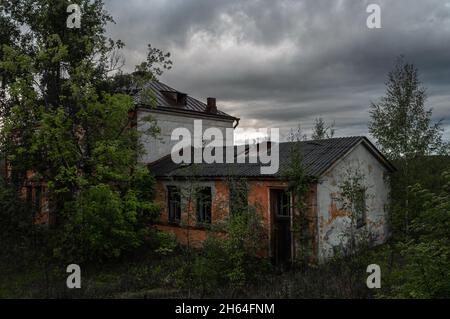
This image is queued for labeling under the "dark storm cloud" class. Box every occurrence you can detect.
[105,0,450,140]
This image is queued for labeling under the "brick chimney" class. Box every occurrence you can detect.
[206,97,217,113]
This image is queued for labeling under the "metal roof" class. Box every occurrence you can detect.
[149,136,395,179]
[134,81,237,120]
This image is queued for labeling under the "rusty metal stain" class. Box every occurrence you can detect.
[327,201,350,224]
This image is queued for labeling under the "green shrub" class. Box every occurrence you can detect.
[56,182,160,262]
[176,205,271,297]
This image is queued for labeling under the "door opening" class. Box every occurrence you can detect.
[270,188,291,268]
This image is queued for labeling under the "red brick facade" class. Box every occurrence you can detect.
[153,179,318,261]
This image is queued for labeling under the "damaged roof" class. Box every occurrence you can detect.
[149,136,395,179]
[134,80,237,121]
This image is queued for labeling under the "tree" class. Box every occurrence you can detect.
[369,56,445,160]
[171,172,268,297]
[369,56,446,235]
[311,117,335,140]
[334,165,372,254]
[0,0,170,261]
[284,126,314,267]
[379,171,450,298]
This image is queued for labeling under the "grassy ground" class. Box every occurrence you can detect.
[0,245,379,299]
[0,250,184,298]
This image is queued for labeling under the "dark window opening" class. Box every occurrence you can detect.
[355,189,367,228]
[197,187,212,224]
[273,189,290,217]
[167,186,181,223]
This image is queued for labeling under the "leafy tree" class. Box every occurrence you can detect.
[228,177,249,215]
[174,175,269,297]
[287,123,307,142]
[284,127,314,266]
[379,171,450,298]
[369,56,444,160]
[0,176,35,260]
[333,166,372,254]
[311,117,335,140]
[0,0,170,261]
[369,56,446,235]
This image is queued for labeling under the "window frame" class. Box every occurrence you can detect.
[274,189,290,217]
[196,187,212,225]
[167,186,181,224]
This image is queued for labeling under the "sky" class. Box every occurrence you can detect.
[104,0,450,142]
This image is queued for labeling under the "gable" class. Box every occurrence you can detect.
[319,137,396,177]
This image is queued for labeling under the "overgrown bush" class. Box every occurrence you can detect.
[175,203,271,297]
[54,167,161,262]
[376,170,450,298]
[0,179,33,259]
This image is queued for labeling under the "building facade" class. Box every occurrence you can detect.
[136,81,238,163]
[150,136,394,264]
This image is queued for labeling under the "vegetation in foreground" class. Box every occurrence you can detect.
[1,1,450,299]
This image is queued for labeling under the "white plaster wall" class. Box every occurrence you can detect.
[137,109,234,163]
[316,143,390,262]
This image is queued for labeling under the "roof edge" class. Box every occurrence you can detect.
[136,105,239,122]
[317,136,396,177]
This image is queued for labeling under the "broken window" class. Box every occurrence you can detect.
[167,186,181,223]
[273,189,290,217]
[197,187,212,224]
[355,188,367,228]
[335,170,368,229]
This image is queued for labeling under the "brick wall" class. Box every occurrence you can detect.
[153,179,318,260]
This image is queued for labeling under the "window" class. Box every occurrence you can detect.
[355,189,367,228]
[272,189,290,217]
[167,186,181,223]
[229,181,248,215]
[197,187,212,224]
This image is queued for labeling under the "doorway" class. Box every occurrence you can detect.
[270,189,291,268]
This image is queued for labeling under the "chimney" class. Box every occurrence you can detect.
[206,97,217,113]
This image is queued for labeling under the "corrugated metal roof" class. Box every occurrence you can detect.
[149,136,395,179]
[134,80,236,120]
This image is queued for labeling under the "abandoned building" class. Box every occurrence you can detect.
[149,137,394,264]
[5,80,395,265]
[141,81,395,264]
[135,81,239,163]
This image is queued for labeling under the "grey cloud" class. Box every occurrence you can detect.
[104,0,450,141]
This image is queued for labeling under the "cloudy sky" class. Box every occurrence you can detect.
[105,0,450,141]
